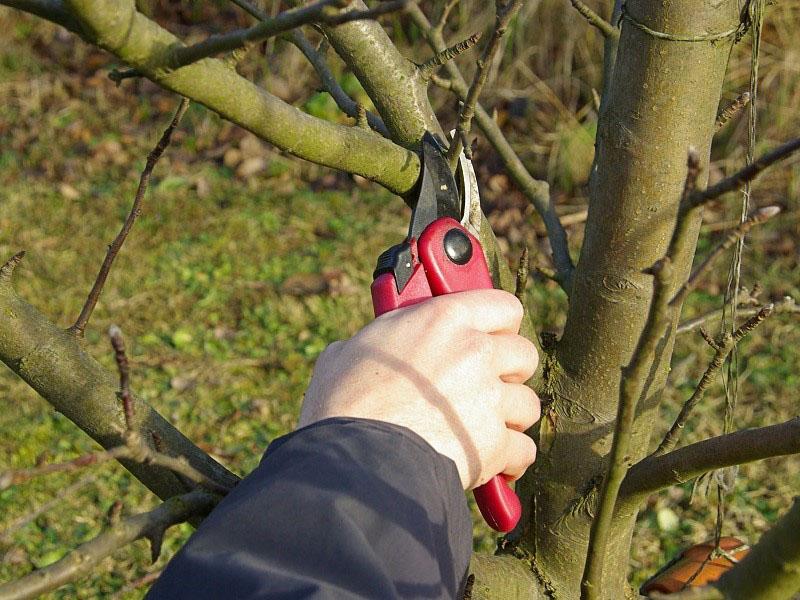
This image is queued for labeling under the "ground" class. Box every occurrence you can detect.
[1,4,799,598]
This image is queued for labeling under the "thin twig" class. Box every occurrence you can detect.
[664,149,702,272]
[653,305,773,456]
[0,490,217,600]
[287,31,389,137]
[716,91,751,131]
[688,137,800,208]
[0,251,25,283]
[0,434,232,496]
[569,0,619,39]
[169,0,411,69]
[620,417,800,500]
[108,68,141,85]
[408,5,574,288]
[0,476,96,544]
[670,206,780,308]
[69,98,190,337]
[514,247,529,302]
[418,32,481,79]
[108,325,134,429]
[677,295,798,334]
[110,570,162,600]
[447,0,522,170]
[581,258,675,600]
[432,0,460,34]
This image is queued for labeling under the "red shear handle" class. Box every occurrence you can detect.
[370,217,522,533]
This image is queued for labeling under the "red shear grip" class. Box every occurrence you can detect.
[473,475,521,533]
[370,218,522,533]
[417,217,521,533]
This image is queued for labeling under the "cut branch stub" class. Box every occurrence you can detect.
[0,251,26,283]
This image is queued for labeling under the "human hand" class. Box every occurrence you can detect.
[298,289,541,490]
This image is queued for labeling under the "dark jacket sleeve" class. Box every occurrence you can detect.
[147,418,473,599]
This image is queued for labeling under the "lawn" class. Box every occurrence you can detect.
[1,4,799,598]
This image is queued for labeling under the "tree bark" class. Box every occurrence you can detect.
[0,261,239,501]
[513,1,742,596]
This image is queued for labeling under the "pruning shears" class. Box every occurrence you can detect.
[370,131,522,533]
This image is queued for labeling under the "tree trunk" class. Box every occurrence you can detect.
[513,1,742,596]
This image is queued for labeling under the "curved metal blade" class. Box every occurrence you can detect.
[409,132,462,239]
[451,131,482,239]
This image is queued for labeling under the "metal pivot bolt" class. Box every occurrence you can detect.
[443,228,472,265]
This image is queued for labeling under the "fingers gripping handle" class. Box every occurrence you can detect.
[370,217,522,533]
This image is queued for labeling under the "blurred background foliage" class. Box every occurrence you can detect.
[0,0,798,596]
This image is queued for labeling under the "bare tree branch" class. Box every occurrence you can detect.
[1,0,83,34]
[688,137,800,208]
[619,418,800,500]
[653,305,773,456]
[581,258,675,600]
[311,0,441,147]
[447,0,522,168]
[716,91,751,131]
[0,252,240,502]
[670,206,781,308]
[408,5,575,288]
[677,295,799,334]
[223,0,390,138]
[418,32,481,80]
[0,490,217,600]
[431,0,460,35]
[5,0,420,194]
[0,431,232,495]
[108,325,135,429]
[515,247,529,302]
[287,31,389,137]
[569,0,619,39]
[169,0,412,70]
[0,251,26,283]
[69,98,189,337]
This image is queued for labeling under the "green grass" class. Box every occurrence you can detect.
[1,4,800,598]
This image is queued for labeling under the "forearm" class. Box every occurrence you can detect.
[148,418,472,599]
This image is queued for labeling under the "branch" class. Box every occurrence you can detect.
[0,252,239,502]
[0,490,217,600]
[408,5,574,288]
[688,137,800,208]
[581,258,675,600]
[108,324,135,428]
[670,206,781,308]
[677,295,799,334]
[431,0,460,35]
[0,432,232,495]
[713,498,800,599]
[312,0,440,147]
[620,417,800,500]
[447,0,522,169]
[6,0,420,194]
[287,31,389,137]
[515,247,529,302]
[653,305,773,456]
[69,98,189,337]
[418,31,481,80]
[225,0,390,139]
[0,0,83,34]
[716,91,751,131]
[569,0,619,39]
[169,0,411,70]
